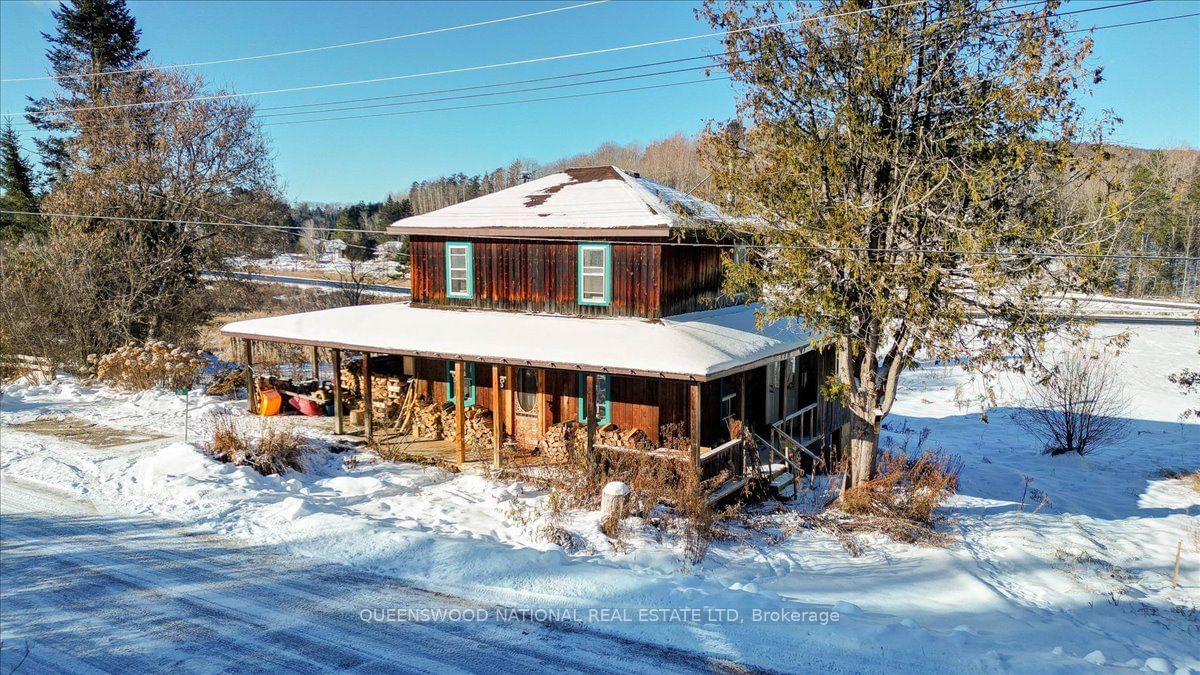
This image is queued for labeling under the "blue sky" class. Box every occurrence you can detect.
[1,0,1197,204]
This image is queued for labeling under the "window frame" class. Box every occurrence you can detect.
[576,373,611,425]
[445,241,474,299]
[719,378,737,425]
[576,242,612,307]
[445,361,476,406]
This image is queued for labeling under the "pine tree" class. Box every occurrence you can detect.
[0,121,42,240]
[702,0,1117,485]
[24,0,148,182]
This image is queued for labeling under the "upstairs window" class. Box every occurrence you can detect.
[577,243,611,306]
[445,241,474,299]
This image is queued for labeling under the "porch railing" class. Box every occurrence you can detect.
[777,402,820,446]
[698,437,745,483]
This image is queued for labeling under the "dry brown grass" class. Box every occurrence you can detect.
[505,445,731,563]
[207,413,307,475]
[840,449,963,528]
[89,341,206,391]
[1159,468,1200,493]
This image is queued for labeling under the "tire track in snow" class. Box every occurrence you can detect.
[1,477,761,673]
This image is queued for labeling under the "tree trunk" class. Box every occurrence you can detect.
[847,411,880,487]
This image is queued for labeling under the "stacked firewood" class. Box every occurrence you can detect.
[405,399,446,439]
[596,424,654,452]
[340,356,409,417]
[440,405,495,449]
[535,422,655,463]
[536,421,582,463]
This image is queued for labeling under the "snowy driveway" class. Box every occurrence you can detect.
[0,478,749,674]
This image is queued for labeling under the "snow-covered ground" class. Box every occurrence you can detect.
[2,323,1197,673]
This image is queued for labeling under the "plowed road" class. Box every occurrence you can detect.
[0,477,751,674]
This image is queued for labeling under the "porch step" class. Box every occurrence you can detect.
[757,463,788,478]
[707,477,749,505]
[770,472,795,491]
[777,483,796,500]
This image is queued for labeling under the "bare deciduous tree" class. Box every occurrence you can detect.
[1015,350,1131,456]
[1,68,281,365]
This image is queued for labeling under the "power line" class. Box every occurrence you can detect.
[263,76,728,127]
[253,3,1173,123]
[4,210,1197,262]
[9,0,1171,131]
[254,11,1197,128]
[13,0,924,118]
[0,1,609,84]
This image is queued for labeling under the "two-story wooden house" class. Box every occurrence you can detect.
[223,166,847,494]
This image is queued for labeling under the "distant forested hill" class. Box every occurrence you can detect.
[291,134,1198,298]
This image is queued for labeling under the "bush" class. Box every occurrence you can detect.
[507,445,729,563]
[207,413,307,475]
[90,341,206,391]
[841,449,962,526]
[1015,349,1131,456]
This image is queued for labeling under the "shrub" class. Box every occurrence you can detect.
[841,449,962,525]
[507,445,729,562]
[90,341,206,391]
[207,413,307,475]
[1015,349,1131,456]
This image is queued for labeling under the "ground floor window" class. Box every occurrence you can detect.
[445,361,476,406]
[720,378,737,427]
[577,373,611,425]
[516,367,538,414]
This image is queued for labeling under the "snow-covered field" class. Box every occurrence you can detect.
[2,323,1197,673]
[231,251,403,278]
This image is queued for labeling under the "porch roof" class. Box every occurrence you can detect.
[221,302,813,381]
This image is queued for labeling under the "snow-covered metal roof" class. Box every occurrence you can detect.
[222,302,812,381]
[386,166,731,238]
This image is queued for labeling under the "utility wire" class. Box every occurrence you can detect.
[4,210,1197,262]
[259,9,1195,128]
[13,0,924,118]
[253,3,1170,123]
[8,1,1170,130]
[0,1,609,83]
[264,76,727,127]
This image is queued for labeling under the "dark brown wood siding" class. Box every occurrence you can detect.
[659,244,729,317]
[412,357,694,446]
[410,236,661,318]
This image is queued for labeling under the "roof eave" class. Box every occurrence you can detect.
[384,224,673,238]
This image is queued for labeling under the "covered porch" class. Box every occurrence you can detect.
[221,301,818,480]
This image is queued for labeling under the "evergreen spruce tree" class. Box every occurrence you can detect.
[24,0,148,182]
[0,121,42,240]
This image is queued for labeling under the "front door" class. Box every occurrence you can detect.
[765,361,783,425]
[513,367,540,448]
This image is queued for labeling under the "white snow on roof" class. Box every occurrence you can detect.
[222,302,811,380]
[386,166,730,237]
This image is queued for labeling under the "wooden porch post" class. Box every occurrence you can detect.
[536,369,548,436]
[738,371,747,431]
[332,349,344,435]
[491,364,502,469]
[584,373,596,457]
[310,346,321,381]
[689,382,701,469]
[362,352,374,443]
[505,365,515,436]
[243,339,255,413]
[454,361,466,463]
